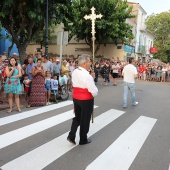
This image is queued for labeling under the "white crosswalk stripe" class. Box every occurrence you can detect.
[86,116,157,170]
[0,106,98,149]
[1,109,125,170]
[0,100,73,126]
[0,102,159,170]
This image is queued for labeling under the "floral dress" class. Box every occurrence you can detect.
[4,68,21,94]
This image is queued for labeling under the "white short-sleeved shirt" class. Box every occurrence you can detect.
[72,67,98,97]
[122,64,138,83]
[112,64,120,73]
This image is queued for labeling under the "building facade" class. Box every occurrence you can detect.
[128,2,154,63]
[28,2,154,62]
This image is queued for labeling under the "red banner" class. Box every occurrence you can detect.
[150,47,158,53]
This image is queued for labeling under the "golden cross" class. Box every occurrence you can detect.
[84,7,102,37]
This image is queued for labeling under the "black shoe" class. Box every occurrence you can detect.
[67,137,76,145]
[79,138,91,145]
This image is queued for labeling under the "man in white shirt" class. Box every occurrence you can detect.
[67,54,98,145]
[122,58,138,108]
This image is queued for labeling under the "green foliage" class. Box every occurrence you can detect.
[0,0,72,61]
[31,24,57,48]
[146,11,170,62]
[65,0,135,54]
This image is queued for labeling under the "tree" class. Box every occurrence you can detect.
[31,24,57,49]
[146,11,170,62]
[0,0,72,63]
[64,0,135,56]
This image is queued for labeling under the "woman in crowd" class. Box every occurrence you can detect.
[161,64,167,82]
[27,59,46,107]
[4,57,22,113]
[147,64,152,81]
[60,60,70,87]
[156,66,162,82]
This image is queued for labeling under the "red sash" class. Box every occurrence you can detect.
[72,87,93,100]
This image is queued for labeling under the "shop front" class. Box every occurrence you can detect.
[124,44,135,61]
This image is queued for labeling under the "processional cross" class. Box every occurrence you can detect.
[84,7,102,123]
[84,7,102,69]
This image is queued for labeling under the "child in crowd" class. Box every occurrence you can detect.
[51,74,58,102]
[23,74,31,100]
[45,71,51,105]
[138,64,143,80]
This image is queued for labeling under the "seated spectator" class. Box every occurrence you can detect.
[60,60,70,86]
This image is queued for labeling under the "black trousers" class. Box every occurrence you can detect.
[68,98,94,143]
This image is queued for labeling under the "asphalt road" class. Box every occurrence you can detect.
[0,79,170,170]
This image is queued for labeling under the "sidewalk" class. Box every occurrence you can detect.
[0,91,27,111]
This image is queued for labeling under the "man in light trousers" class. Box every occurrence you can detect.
[122,58,138,108]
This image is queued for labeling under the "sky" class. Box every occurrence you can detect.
[128,0,170,16]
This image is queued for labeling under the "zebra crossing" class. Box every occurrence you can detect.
[0,100,158,170]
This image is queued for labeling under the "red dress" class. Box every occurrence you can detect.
[28,67,46,106]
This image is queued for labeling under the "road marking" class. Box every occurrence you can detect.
[0,106,98,149]
[0,100,73,126]
[86,116,157,170]
[0,109,125,170]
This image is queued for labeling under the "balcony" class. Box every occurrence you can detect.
[140,24,146,32]
[137,45,146,54]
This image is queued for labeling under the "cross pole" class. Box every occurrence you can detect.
[84,7,102,70]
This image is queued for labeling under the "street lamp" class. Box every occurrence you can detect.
[45,0,49,58]
[45,0,56,59]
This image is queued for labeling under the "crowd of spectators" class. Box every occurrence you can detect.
[94,59,170,85]
[0,52,170,112]
[0,52,77,112]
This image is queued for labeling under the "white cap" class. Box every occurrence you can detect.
[13,52,18,56]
